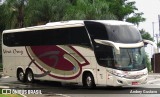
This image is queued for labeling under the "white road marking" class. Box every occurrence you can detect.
[0,86,10,88]
[17,94,27,97]
[55,93,71,97]
[1,76,10,78]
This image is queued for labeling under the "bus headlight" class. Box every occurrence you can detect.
[112,71,126,77]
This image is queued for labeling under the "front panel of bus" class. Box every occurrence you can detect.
[84,21,148,86]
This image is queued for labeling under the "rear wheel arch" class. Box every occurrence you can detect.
[25,68,32,73]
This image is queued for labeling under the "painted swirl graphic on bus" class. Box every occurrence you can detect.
[26,45,89,80]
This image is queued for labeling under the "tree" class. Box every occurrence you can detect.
[126,12,145,26]
[107,0,135,20]
[1,0,145,28]
[140,29,153,41]
[25,0,70,26]
[146,53,152,72]
[63,0,116,20]
[3,0,27,28]
[1,0,69,27]
[106,0,145,25]
[0,5,6,33]
[139,29,154,72]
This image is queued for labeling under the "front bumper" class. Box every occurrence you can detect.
[108,74,148,86]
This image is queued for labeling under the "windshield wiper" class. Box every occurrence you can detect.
[120,68,130,71]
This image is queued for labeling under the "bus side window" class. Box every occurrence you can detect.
[3,33,14,46]
[95,44,114,67]
[84,21,109,40]
[3,27,91,47]
[68,27,91,47]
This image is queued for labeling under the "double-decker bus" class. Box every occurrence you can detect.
[2,20,158,88]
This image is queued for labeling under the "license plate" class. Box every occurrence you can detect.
[132,82,138,85]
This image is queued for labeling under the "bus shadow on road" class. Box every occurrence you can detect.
[25,80,143,94]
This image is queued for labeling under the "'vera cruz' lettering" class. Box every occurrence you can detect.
[3,49,23,55]
[13,49,23,55]
[3,49,12,54]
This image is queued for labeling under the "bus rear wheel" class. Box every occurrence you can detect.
[17,69,25,82]
[26,69,34,83]
[83,73,96,89]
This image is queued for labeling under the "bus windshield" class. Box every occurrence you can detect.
[113,47,146,71]
[106,25,142,43]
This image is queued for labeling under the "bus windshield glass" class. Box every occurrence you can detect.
[106,25,142,43]
[113,47,146,71]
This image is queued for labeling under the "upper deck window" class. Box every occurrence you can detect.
[3,27,91,47]
[106,25,142,43]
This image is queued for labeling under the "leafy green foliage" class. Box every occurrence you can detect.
[157,42,160,47]
[126,13,145,26]
[0,5,6,33]
[106,0,145,25]
[3,0,27,28]
[0,0,145,28]
[106,0,137,20]
[139,29,153,72]
[63,0,116,20]
[145,53,152,72]
[25,0,70,26]
[140,29,153,41]
[1,0,70,28]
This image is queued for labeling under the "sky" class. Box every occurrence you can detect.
[132,0,160,34]
[129,0,160,58]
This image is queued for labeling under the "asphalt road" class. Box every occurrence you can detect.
[1,76,160,97]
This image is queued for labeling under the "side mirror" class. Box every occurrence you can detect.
[143,39,159,53]
[94,39,120,54]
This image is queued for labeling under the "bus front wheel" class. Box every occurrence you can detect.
[83,73,96,89]
[26,69,34,83]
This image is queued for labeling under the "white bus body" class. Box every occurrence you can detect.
[2,20,157,88]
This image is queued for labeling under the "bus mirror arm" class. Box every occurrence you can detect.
[143,39,159,53]
[94,39,120,54]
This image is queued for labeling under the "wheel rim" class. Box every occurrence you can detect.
[86,76,92,87]
[27,72,33,82]
[19,72,24,81]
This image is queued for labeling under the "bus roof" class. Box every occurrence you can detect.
[3,20,133,33]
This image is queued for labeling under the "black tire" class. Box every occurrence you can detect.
[17,69,25,82]
[26,69,34,83]
[83,73,96,89]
